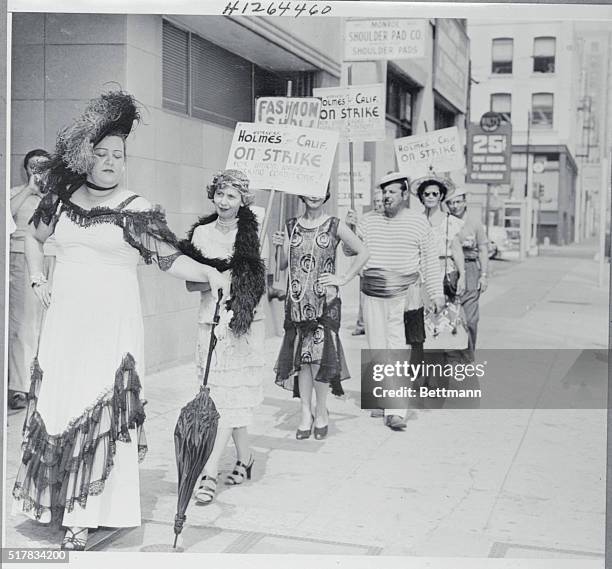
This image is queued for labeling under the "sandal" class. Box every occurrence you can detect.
[9,391,27,410]
[61,527,88,551]
[225,456,254,485]
[194,475,217,505]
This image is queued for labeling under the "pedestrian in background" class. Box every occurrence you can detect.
[352,188,384,336]
[8,149,52,410]
[346,172,444,431]
[273,187,368,440]
[413,175,466,302]
[446,187,489,362]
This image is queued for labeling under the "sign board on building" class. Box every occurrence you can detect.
[226,123,338,197]
[344,19,427,61]
[338,161,371,206]
[466,121,512,184]
[254,97,321,128]
[313,84,386,142]
[394,126,464,178]
[433,19,469,113]
[480,111,503,132]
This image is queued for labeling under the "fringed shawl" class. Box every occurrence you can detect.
[178,206,266,337]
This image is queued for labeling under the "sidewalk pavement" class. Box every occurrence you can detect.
[4,245,608,559]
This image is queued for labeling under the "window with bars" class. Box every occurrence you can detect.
[492,38,513,74]
[386,70,415,137]
[531,93,554,128]
[434,105,455,130]
[162,20,317,126]
[533,37,556,73]
[490,92,512,123]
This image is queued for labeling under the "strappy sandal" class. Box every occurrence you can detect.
[225,456,254,485]
[194,475,217,505]
[61,527,88,551]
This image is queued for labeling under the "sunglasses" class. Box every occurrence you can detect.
[423,191,440,197]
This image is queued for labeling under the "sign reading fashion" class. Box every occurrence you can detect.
[344,19,427,61]
[338,161,371,206]
[312,84,386,142]
[226,123,339,197]
[255,97,322,128]
[466,121,512,184]
[394,127,464,178]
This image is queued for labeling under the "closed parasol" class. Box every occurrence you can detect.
[172,289,223,548]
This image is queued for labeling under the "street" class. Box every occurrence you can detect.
[4,241,608,559]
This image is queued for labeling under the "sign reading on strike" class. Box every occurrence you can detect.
[338,161,371,206]
[344,19,427,61]
[394,127,464,178]
[226,123,339,198]
[312,84,385,142]
[255,97,321,128]
[466,122,512,184]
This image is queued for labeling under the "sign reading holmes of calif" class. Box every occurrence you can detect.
[226,123,338,198]
[312,84,386,142]
[394,127,464,178]
[344,19,427,61]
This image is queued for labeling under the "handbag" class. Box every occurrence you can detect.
[442,214,459,300]
[423,300,468,350]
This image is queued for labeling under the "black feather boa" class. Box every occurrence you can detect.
[178,206,266,337]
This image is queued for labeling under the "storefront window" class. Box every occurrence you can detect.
[386,70,415,137]
[434,104,455,130]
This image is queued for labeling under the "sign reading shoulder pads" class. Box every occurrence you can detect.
[394,127,464,178]
[226,123,339,198]
[255,97,321,128]
[344,19,427,61]
[313,84,386,142]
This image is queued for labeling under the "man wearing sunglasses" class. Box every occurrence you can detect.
[345,172,444,431]
[446,187,489,363]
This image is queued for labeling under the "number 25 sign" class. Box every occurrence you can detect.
[466,122,512,184]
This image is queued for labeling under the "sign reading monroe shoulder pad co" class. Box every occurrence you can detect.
[344,19,427,61]
[313,84,386,142]
[226,123,339,197]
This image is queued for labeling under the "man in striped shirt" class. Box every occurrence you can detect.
[349,172,444,430]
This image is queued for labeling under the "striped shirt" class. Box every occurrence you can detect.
[358,208,443,300]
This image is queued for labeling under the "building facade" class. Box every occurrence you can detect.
[573,23,612,242]
[10,14,469,370]
[468,20,580,245]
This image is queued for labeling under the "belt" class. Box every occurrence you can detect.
[465,258,479,262]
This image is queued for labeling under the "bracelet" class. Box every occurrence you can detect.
[30,273,47,288]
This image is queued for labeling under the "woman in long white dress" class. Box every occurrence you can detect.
[12,92,229,550]
[179,170,266,504]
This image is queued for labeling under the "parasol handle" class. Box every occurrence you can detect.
[213,288,223,323]
[202,289,224,388]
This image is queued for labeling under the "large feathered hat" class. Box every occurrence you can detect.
[41,90,140,195]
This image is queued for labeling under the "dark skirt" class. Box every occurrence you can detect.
[274,297,350,397]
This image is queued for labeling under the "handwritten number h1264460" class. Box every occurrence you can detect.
[222,1,333,17]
